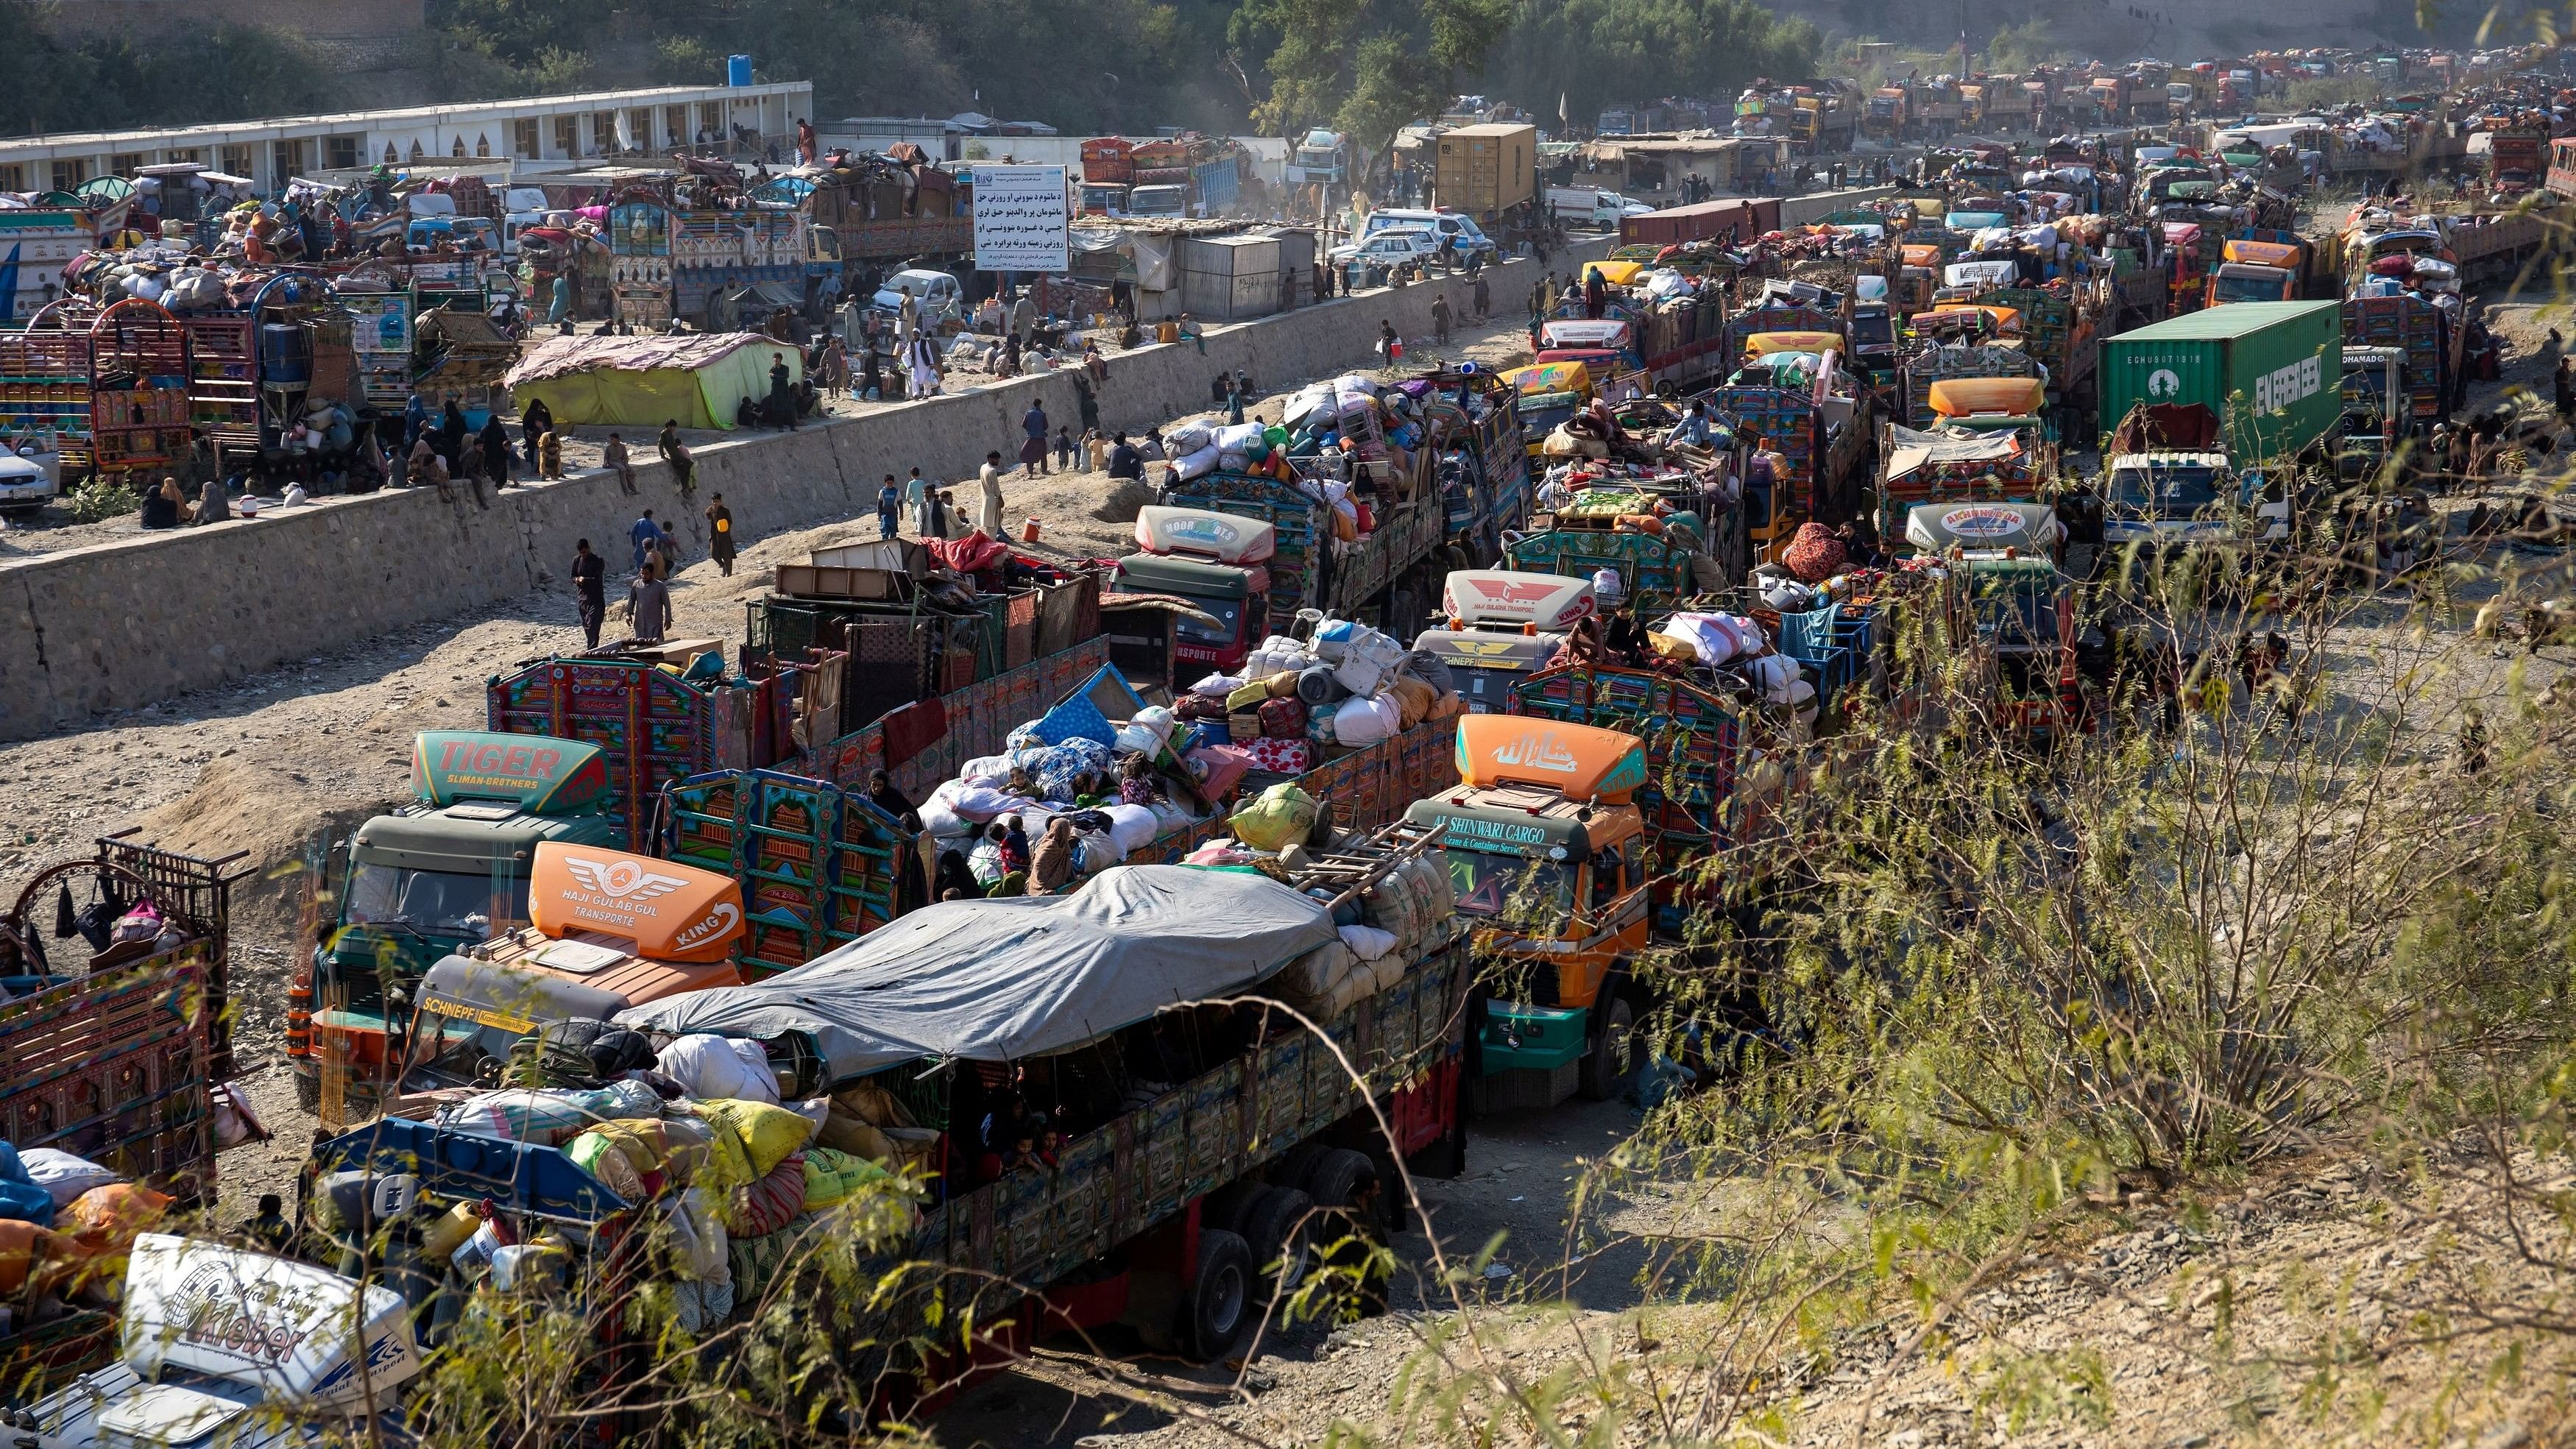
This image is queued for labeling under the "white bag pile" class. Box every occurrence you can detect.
[1268,854,1459,1018]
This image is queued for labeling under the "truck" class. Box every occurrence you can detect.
[1898,502,2093,742]
[2206,234,2310,305]
[315,834,1469,1404]
[11,1236,421,1449]
[2096,301,2344,467]
[1864,86,1910,141]
[0,836,245,1383]
[1408,688,1777,1108]
[1618,198,1779,249]
[1432,123,1538,221]
[2483,124,2547,195]
[1411,570,1597,713]
[1289,129,1351,191]
[2335,344,2411,479]
[799,157,974,267]
[289,731,624,1116]
[2340,293,2456,431]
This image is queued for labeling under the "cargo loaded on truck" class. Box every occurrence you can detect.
[311,832,1468,1415]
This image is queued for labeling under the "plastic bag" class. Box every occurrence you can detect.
[1228,782,1320,852]
[696,1098,819,1183]
[19,1149,121,1210]
[658,1035,779,1104]
[1331,693,1400,746]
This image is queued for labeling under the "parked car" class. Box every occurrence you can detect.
[1330,227,1448,270]
[0,442,60,514]
[870,266,964,319]
[1359,208,1500,258]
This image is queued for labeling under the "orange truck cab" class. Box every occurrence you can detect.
[392,841,750,1094]
[1403,714,1651,1105]
[1409,569,1597,713]
[2206,237,2304,305]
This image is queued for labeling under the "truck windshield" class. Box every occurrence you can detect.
[2211,270,2286,302]
[2107,464,2221,516]
[1448,849,1572,921]
[1173,596,1245,646]
[1972,578,2062,649]
[401,1010,519,1091]
[345,862,520,939]
[1848,313,1894,347]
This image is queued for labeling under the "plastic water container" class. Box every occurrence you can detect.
[727,54,754,86]
[258,323,310,384]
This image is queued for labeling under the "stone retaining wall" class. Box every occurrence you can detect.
[0,238,1612,739]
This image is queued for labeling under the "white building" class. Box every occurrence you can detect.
[0,82,815,196]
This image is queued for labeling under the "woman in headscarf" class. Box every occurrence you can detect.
[933,849,979,903]
[1027,818,1078,896]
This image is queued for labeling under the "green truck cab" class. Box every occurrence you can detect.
[289,731,620,1113]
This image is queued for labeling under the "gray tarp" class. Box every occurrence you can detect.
[616,865,1337,1083]
[1880,422,2025,484]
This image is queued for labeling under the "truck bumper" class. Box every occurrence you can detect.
[1480,1002,1589,1073]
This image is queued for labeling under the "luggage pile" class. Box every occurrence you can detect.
[1171,612,1465,783]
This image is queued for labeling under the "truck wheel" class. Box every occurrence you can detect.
[1303,1147,1384,1239]
[1181,1228,1253,1361]
[1239,1186,1316,1297]
[1202,1179,1265,1238]
[1577,996,1640,1102]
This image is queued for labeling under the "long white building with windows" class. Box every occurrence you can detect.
[0,81,814,195]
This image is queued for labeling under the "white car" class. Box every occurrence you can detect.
[871,267,963,318]
[0,446,61,514]
[1331,228,1446,269]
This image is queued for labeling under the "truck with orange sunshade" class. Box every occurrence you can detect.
[291,731,623,1116]
[1406,692,1770,1108]
[383,841,750,1097]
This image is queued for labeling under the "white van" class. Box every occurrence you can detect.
[1359,208,1497,258]
[1543,187,1651,227]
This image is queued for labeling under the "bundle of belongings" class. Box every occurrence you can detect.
[1647,603,1818,726]
[1170,611,1465,783]
[0,1140,172,1313]
[1533,475,1734,596]
[338,1016,927,1333]
[914,665,1210,897]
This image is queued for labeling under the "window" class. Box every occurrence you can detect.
[450,135,466,157]
[665,106,687,149]
[165,148,202,166]
[325,135,361,170]
[553,116,578,158]
[475,132,490,158]
[109,152,144,178]
[631,109,653,151]
[220,145,252,177]
[698,102,721,141]
[514,118,539,159]
[592,113,616,155]
[271,138,310,181]
[0,165,22,191]
[49,159,85,191]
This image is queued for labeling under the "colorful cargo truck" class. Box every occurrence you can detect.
[289,731,621,1114]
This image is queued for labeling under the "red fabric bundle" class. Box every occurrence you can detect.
[729,1153,808,1238]
[1782,523,1846,584]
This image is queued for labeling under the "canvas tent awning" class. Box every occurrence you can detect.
[616,865,1340,1083]
[504,333,804,431]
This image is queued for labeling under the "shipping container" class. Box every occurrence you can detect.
[2098,301,2343,462]
[1177,232,1312,321]
[1618,198,1780,249]
[1433,123,1538,219]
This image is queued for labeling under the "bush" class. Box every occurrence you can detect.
[65,475,136,522]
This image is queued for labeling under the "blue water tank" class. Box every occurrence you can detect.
[259,322,311,384]
[726,54,754,87]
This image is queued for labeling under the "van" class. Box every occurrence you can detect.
[1543,188,1651,227]
[1359,208,1497,258]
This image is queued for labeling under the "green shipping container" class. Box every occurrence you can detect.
[2097,301,2343,462]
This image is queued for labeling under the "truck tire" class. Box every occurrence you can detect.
[1202,1179,1265,1238]
[1577,996,1640,1102]
[1239,1186,1315,1297]
[1302,1148,1383,1239]
[1182,1227,1253,1361]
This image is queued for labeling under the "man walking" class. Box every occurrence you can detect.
[631,508,665,575]
[572,539,606,649]
[877,475,902,539]
[706,492,737,576]
[1472,272,1490,322]
[904,467,930,535]
[628,556,672,645]
[978,450,1005,536]
[1019,400,1050,478]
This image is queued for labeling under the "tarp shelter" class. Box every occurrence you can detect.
[1880,422,2025,483]
[503,333,804,431]
[617,865,1340,1083]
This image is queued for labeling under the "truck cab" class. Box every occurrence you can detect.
[295,732,620,1112]
[392,841,749,1097]
[1534,318,1643,380]
[1904,503,2091,740]
[2098,449,2287,551]
[1847,301,1900,388]
[2338,345,2410,479]
[2207,237,2303,305]
[1406,715,1652,1105]
[1410,569,1596,713]
[1114,506,1275,674]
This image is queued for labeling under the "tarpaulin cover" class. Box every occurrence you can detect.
[504,333,804,431]
[1881,422,2024,482]
[616,865,1339,1081]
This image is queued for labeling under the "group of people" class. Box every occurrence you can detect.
[566,492,741,651]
